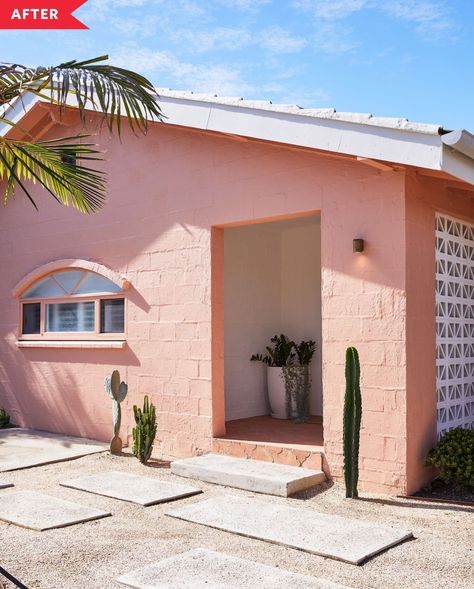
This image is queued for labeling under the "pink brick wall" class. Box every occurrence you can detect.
[319,168,407,493]
[405,172,474,494]
[1,107,471,493]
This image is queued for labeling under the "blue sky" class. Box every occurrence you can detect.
[1,0,474,130]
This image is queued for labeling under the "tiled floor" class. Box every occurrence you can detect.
[222,415,323,450]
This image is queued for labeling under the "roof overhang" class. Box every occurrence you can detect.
[156,93,474,186]
[3,89,474,187]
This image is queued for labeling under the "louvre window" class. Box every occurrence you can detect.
[22,303,41,334]
[19,269,125,339]
[46,302,95,332]
[101,299,125,333]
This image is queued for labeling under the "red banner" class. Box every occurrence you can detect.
[0,0,88,29]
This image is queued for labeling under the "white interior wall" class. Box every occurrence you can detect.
[224,217,322,421]
[224,226,281,420]
[280,223,322,415]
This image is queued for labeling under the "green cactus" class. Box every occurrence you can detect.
[104,370,128,454]
[132,395,157,464]
[343,346,362,499]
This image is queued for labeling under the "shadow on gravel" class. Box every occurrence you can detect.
[292,480,334,500]
[116,451,171,469]
[357,496,474,513]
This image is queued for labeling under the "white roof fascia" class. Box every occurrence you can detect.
[441,129,474,187]
[3,89,474,187]
[158,94,444,171]
[441,143,474,186]
[0,92,40,137]
[442,129,474,159]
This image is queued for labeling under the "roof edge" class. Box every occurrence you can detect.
[156,89,443,136]
[442,129,474,161]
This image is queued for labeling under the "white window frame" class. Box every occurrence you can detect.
[19,274,126,342]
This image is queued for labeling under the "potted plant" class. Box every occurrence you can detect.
[251,335,316,422]
[285,340,316,423]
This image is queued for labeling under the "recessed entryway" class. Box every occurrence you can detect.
[213,213,323,456]
[223,214,322,421]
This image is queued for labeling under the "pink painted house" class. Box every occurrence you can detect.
[1,91,474,495]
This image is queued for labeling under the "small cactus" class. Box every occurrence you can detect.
[343,346,362,499]
[132,395,157,464]
[104,370,128,454]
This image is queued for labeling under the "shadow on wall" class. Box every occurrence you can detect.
[126,285,151,313]
[0,341,140,442]
[2,114,458,457]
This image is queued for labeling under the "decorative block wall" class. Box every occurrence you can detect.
[435,213,474,437]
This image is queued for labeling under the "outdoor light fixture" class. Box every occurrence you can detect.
[353,238,364,253]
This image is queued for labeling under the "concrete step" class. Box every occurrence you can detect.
[170,453,326,497]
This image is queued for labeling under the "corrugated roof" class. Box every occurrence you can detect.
[155,88,443,136]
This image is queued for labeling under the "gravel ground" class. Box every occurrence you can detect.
[0,452,473,589]
[414,478,474,504]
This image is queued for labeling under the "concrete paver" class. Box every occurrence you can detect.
[166,494,413,565]
[117,548,353,589]
[0,490,111,531]
[61,471,202,505]
[0,429,108,472]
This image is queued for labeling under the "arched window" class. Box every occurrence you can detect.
[17,264,127,341]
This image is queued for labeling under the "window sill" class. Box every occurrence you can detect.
[16,340,127,349]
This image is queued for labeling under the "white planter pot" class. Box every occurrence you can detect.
[267,366,291,419]
[267,365,310,420]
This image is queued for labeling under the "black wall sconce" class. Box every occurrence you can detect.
[353,238,364,253]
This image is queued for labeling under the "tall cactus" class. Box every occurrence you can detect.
[132,395,157,464]
[104,370,128,454]
[343,346,362,498]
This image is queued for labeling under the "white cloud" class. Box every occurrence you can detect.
[110,46,256,95]
[312,22,356,53]
[171,27,253,52]
[113,0,152,5]
[294,0,456,50]
[111,15,160,36]
[381,1,455,37]
[262,82,330,106]
[171,24,306,55]
[293,0,367,20]
[258,26,307,54]
[215,0,270,11]
[189,65,253,95]
[80,0,204,24]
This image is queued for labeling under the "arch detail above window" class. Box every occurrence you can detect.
[12,259,130,298]
[15,259,129,342]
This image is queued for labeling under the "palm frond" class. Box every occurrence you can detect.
[0,135,106,213]
[0,55,162,135]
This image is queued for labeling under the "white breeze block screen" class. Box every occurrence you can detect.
[435,213,474,437]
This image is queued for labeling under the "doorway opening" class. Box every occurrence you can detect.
[215,213,324,458]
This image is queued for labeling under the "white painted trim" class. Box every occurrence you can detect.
[442,129,474,160]
[441,146,474,187]
[159,95,444,171]
[16,339,126,349]
[3,90,474,186]
[0,92,39,136]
